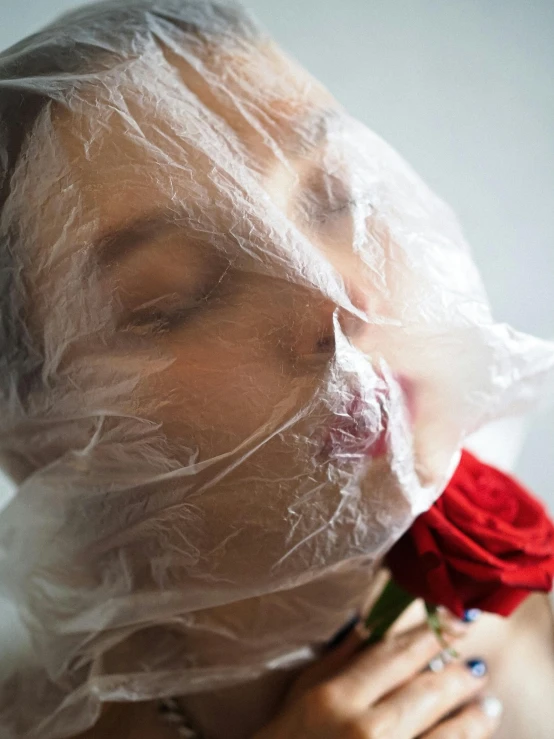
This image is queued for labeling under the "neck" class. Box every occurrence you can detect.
[75,568,388,739]
[74,701,170,739]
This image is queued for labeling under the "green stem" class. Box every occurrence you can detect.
[425,602,459,658]
[362,579,416,646]
[361,580,455,656]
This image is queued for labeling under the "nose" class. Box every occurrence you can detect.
[337,276,372,346]
[289,275,371,363]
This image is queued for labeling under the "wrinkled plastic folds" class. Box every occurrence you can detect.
[0,2,553,737]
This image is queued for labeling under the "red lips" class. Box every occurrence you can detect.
[319,374,415,462]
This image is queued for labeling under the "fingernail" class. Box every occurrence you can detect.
[480,695,503,719]
[465,658,488,678]
[462,608,482,623]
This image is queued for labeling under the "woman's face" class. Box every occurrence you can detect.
[3,14,553,736]
[13,37,468,600]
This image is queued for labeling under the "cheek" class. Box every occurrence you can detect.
[127,276,329,453]
[135,336,316,455]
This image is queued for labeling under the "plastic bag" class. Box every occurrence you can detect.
[0,2,553,737]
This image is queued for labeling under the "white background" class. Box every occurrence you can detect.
[0,0,553,508]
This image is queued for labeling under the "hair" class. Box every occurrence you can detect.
[0,0,259,411]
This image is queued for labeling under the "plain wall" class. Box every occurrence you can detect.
[0,0,552,507]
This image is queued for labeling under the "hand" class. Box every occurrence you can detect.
[253,616,502,738]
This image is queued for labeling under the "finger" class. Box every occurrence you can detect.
[324,606,467,676]
[421,696,503,738]
[328,616,470,708]
[365,659,490,739]
[284,616,364,703]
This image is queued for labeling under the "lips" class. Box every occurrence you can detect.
[319,373,416,462]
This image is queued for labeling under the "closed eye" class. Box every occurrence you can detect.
[311,197,373,227]
[119,295,205,334]
[311,198,358,224]
[297,166,373,228]
[118,259,236,336]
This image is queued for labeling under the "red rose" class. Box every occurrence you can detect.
[386,449,554,618]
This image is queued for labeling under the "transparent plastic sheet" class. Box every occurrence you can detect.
[0,2,553,737]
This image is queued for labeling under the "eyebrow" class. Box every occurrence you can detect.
[93,209,196,268]
[91,108,342,268]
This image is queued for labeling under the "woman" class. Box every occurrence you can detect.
[0,1,553,737]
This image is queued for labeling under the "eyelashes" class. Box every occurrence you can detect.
[115,251,238,337]
[311,198,358,224]
[118,264,235,336]
[298,169,373,228]
[128,304,202,333]
[118,297,205,335]
[308,197,374,232]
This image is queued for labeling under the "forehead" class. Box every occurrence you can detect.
[49,38,338,229]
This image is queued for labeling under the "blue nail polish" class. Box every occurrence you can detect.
[466,658,487,678]
[462,608,482,623]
